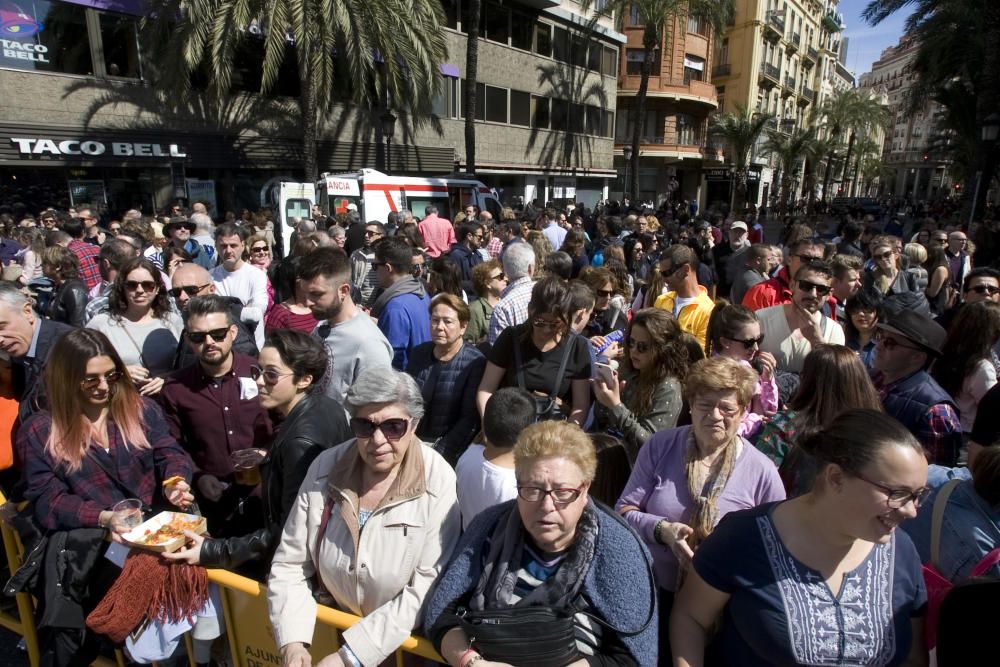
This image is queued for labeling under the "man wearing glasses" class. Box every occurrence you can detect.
[935,267,1000,330]
[653,244,717,349]
[449,222,485,295]
[872,310,962,467]
[161,294,272,536]
[349,222,385,308]
[742,238,825,312]
[945,230,972,292]
[756,260,845,374]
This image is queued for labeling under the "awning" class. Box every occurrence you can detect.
[440,64,460,78]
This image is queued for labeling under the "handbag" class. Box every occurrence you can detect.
[512,329,575,423]
[922,479,1000,648]
[456,605,580,667]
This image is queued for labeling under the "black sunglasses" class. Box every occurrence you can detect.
[727,335,764,349]
[168,284,211,298]
[125,280,157,292]
[350,417,409,441]
[596,289,614,297]
[186,327,231,344]
[798,280,832,296]
[969,284,1000,295]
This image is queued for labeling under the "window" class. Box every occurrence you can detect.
[687,14,708,36]
[716,85,726,110]
[551,99,569,131]
[98,13,141,79]
[569,103,585,134]
[603,110,615,138]
[684,55,705,83]
[717,38,729,65]
[442,0,460,29]
[510,90,531,126]
[602,46,617,77]
[552,27,569,62]
[585,105,602,135]
[626,49,646,75]
[535,23,552,57]
[571,35,587,68]
[483,3,509,45]
[485,85,508,123]
[532,95,550,128]
[511,11,533,51]
[1,0,92,75]
[432,76,461,119]
[587,42,602,71]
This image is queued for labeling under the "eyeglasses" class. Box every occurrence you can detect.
[350,417,409,441]
[364,230,383,237]
[80,370,122,391]
[490,272,506,281]
[797,280,832,296]
[249,366,294,384]
[531,318,563,330]
[874,331,923,352]
[596,289,614,298]
[795,254,823,263]
[851,470,931,509]
[691,398,742,417]
[874,251,895,261]
[251,246,269,254]
[186,327,231,344]
[516,485,584,504]
[727,335,764,349]
[168,284,211,298]
[969,284,1000,296]
[627,338,651,353]
[660,265,683,278]
[125,280,157,292]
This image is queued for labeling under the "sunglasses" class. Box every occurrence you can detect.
[796,254,823,262]
[969,284,1000,295]
[249,366,293,384]
[660,265,683,278]
[874,332,923,352]
[798,280,832,296]
[627,338,651,353]
[350,417,409,441]
[933,238,948,244]
[364,230,383,237]
[125,280,157,292]
[874,251,895,261]
[168,284,211,298]
[80,370,122,391]
[251,246,269,253]
[727,335,764,349]
[186,327,231,344]
[490,272,506,281]
[516,486,584,504]
[596,289,614,298]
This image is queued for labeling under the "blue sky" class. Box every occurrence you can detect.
[840,0,914,78]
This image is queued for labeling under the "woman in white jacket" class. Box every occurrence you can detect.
[268,367,461,667]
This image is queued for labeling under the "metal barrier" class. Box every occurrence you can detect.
[207,568,445,667]
[0,492,40,666]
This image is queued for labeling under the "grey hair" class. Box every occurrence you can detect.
[0,282,30,310]
[345,367,425,421]
[329,226,346,239]
[297,219,317,234]
[503,242,535,281]
[189,212,215,234]
[424,205,438,217]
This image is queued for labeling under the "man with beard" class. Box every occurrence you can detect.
[160,294,271,536]
[298,247,392,405]
[756,259,845,373]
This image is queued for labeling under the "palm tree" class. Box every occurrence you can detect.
[583,0,735,200]
[143,0,448,182]
[709,104,774,211]
[803,135,838,214]
[848,136,881,197]
[762,129,815,214]
[815,90,888,201]
[464,0,482,175]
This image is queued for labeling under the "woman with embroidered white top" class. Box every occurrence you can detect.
[671,409,930,667]
[86,257,183,396]
[267,367,461,667]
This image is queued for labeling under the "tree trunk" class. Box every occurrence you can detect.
[299,70,319,183]
[850,154,862,198]
[805,158,817,214]
[629,26,658,203]
[463,0,482,176]
[840,131,856,195]
[965,2,1000,226]
[821,150,835,203]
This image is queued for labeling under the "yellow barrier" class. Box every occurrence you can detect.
[207,568,446,667]
[0,491,40,666]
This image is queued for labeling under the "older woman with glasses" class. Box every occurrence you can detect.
[477,277,593,425]
[425,421,658,667]
[672,409,930,667]
[86,257,183,396]
[268,368,460,667]
[616,356,785,660]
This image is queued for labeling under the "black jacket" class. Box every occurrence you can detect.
[13,318,73,424]
[173,296,259,370]
[199,392,351,576]
[47,279,88,328]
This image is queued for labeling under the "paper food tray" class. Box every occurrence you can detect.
[121,511,207,553]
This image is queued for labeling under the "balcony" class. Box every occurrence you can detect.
[713,63,732,78]
[822,11,844,32]
[787,32,801,53]
[764,11,784,42]
[782,76,796,97]
[797,86,814,106]
[803,46,818,66]
[759,62,781,89]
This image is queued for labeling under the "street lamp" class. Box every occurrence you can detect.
[380,110,397,175]
[622,144,634,201]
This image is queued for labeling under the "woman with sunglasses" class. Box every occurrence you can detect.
[593,308,689,461]
[616,357,785,660]
[579,266,628,340]
[425,420,657,667]
[268,367,460,667]
[86,257,182,396]
[844,287,883,369]
[864,239,925,301]
[477,277,593,426]
[17,328,194,665]
[755,345,883,496]
[672,409,929,667]
[247,232,276,311]
[466,259,506,344]
[163,329,350,578]
[706,303,778,438]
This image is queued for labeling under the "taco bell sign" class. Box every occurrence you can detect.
[10,137,187,158]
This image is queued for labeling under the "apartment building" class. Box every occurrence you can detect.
[858,35,952,202]
[0,0,622,214]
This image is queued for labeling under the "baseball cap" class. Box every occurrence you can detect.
[731,221,748,232]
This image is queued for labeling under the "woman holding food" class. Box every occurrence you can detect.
[267,367,461,667]
[162,329,352,579]
[17,328,194,666]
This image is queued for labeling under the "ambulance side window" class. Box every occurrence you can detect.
[484,197,502,221]
[409,198,450,221]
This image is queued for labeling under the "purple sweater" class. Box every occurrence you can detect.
[616,425,785,591]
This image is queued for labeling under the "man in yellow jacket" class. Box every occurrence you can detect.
[654,244,716,349]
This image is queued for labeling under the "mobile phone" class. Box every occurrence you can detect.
[595,361,617,386]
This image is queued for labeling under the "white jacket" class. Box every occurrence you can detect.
[267,438,460,666]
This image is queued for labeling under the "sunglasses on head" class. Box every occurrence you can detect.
[186,327,231,344]
[798,279,832,296]
[168,284,211,298]
[532,318,563,330]
[350,417,409,441]
[125,280,157,292]
[80,370,122,391]
[969,284,1000,295]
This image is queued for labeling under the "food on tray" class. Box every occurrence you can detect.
[134,514,203,546]
[161,475,185,488]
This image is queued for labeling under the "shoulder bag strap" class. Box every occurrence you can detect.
[547,333,577,400]
[931,479,962,569]
[118,321,149,368]
[970,546,1000,578]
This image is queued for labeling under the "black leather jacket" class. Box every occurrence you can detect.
[47,279,88,327]
[199,392,352,574]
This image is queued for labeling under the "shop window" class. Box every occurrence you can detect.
[485,85,508,123]
[2,0,92,75]
[532,95,550,129]
[511,11,533,51]
[602,46,617,77]
[98,13,141,79]
[534,23,552,57]
[510,90,531,127]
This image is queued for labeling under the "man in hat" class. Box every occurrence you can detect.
[872,310,962,466]
[164,216,214,270]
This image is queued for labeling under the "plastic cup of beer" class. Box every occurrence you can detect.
[231,448,266,486]
[110,498,143,532]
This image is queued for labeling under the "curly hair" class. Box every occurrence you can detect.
[623,308,691,415]
[108,257,172,320]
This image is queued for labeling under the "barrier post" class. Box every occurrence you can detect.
[0,491,40,667]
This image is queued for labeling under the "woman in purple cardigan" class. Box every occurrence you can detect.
[616,356,785,660]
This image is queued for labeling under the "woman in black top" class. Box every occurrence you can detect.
[476,277,592,425]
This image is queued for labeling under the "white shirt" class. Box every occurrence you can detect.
[211,262,268,349]
[454,444,518,529]
[757,304,845,374]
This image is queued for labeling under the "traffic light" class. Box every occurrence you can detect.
[922,154,929,162]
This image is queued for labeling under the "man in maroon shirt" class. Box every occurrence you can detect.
[161,294,271,537]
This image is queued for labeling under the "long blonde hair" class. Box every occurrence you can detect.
[43,329,149,472]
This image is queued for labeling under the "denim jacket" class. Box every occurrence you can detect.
[902,465,1000,581]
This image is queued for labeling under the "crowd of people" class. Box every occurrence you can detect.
[0,196,997,667]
